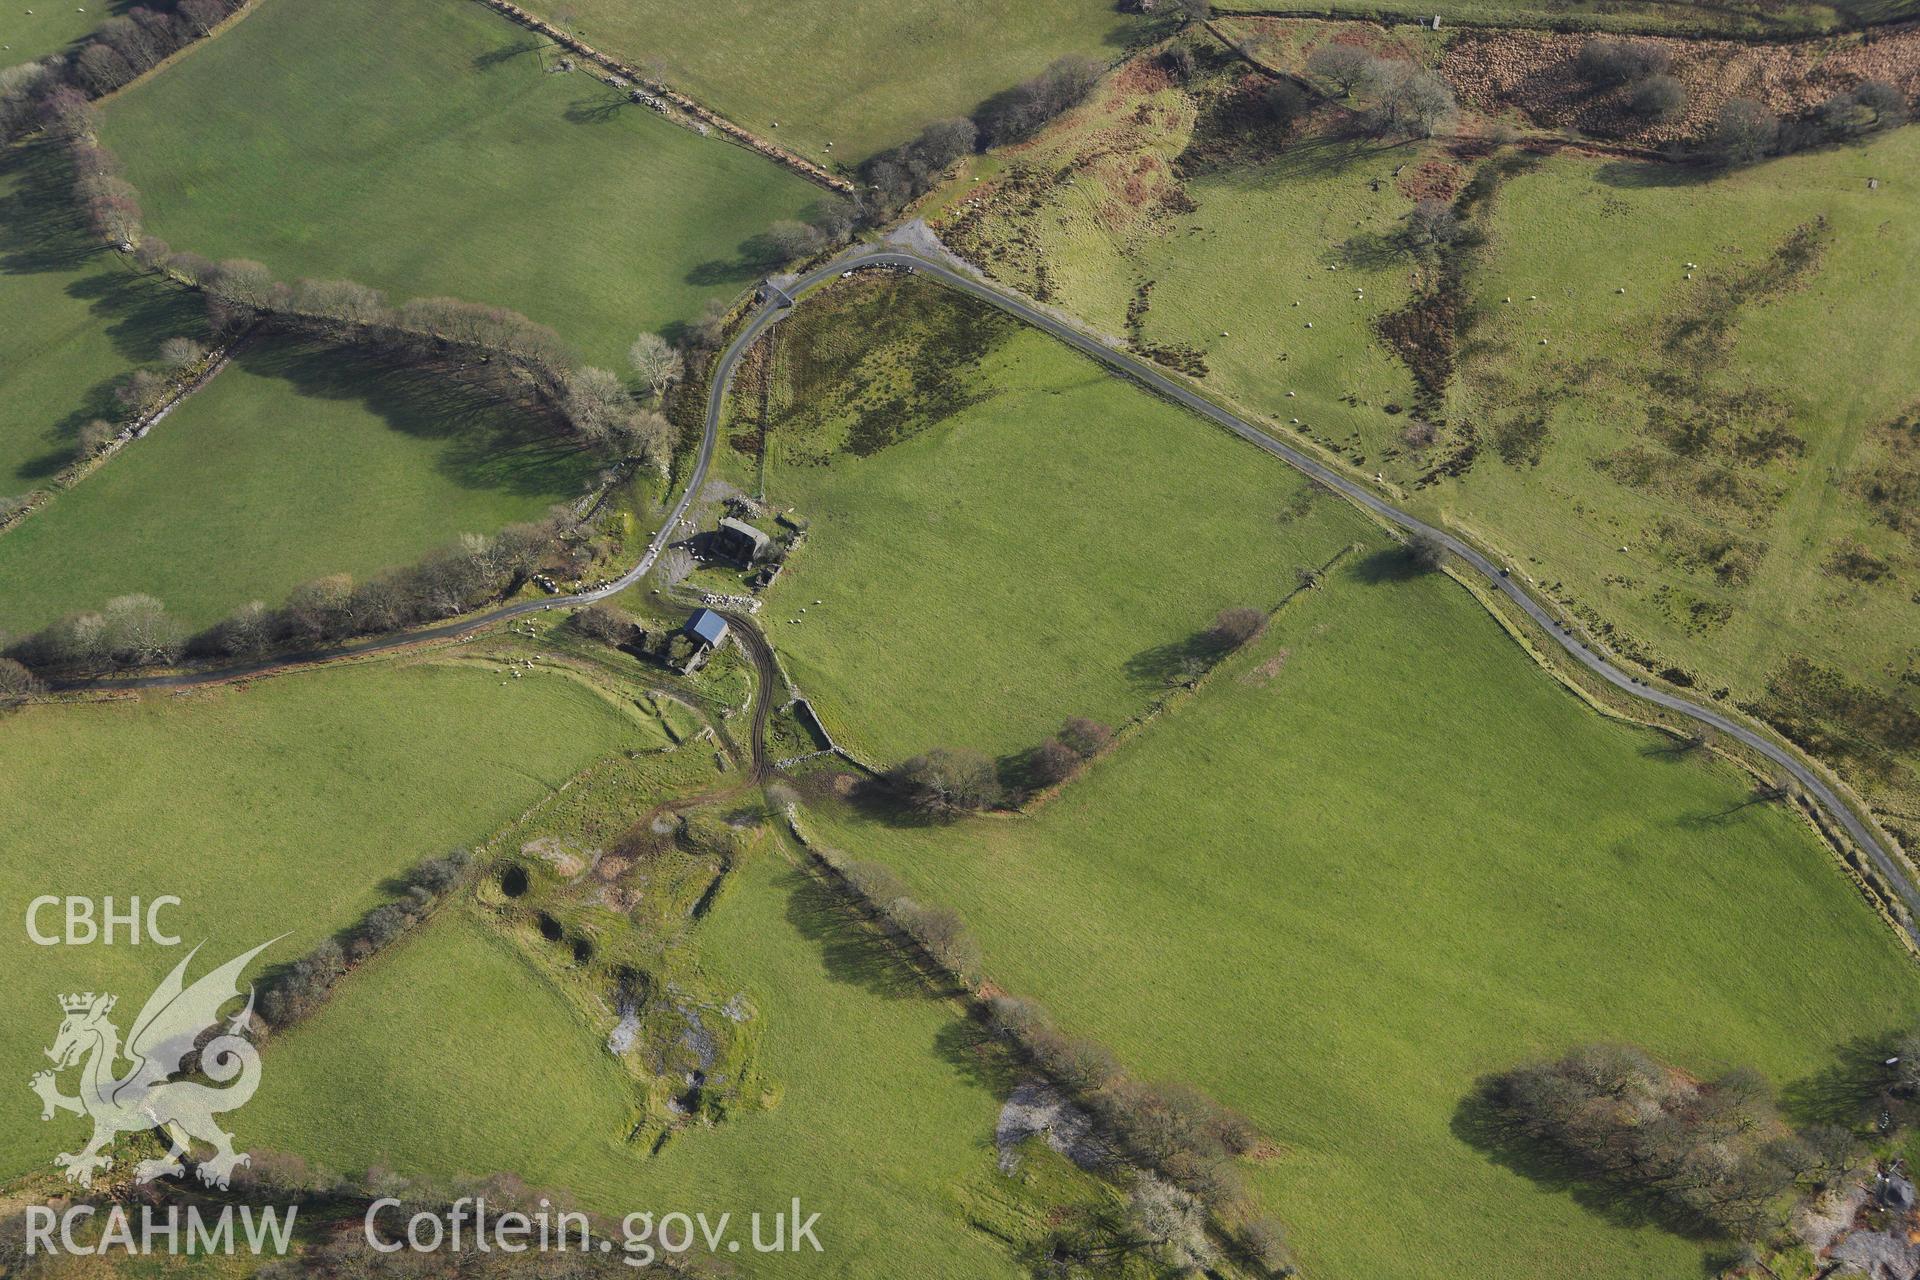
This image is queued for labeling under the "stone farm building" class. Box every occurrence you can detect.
[714,517,771,564]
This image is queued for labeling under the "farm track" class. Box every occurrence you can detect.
[60,236,1919,942]
[717,608,780,784]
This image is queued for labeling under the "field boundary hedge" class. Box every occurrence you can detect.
[1210,1,1917,41]
[0,328,249,536]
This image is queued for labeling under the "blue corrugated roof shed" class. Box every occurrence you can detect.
[686,608,729,647]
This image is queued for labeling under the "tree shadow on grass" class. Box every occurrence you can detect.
[473,37,541,72]
[563,92,627,126]
[1594,158,1720,190]
[832,772,967,832]
[779,864,931,1001]
[1781,1032,1903,1129]
[1673,793,1777,828]
[0,142,95,277]
[1123,628,1227,691]
[1349,545,1429,584]
[1333,227,1411,271]
[934,1016,1025,1098]
[684,234,790,287]
[244,336,592,499]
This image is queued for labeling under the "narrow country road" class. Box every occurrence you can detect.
[72,239,1917,939]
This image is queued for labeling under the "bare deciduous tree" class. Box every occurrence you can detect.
[627,331,683,399]
[1307,44,1376,97]
[0,657,43,710]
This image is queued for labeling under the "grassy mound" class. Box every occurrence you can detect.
[810,559,1920,1278]
[744,277,1371,763]
[0,336,595,634]
[98,0,823,367]
[0,657,660,1178]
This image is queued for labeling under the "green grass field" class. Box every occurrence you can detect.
[0,139,202,493]
[0,336,594,634]
[513,0,1146,163]
[0,1,133,64]
[97,0,823,369]
[251,855,1049,1278]
[1430,132,1920,818]
[809,558,1920,1279]
[0,657,661,1179]
[746,277,1371,763]
[938,46,1920,825]
[936,47,1430,487]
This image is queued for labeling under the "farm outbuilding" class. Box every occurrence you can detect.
[714,517,771,564]
[685,608,729,649]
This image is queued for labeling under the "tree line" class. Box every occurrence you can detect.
[860,56,1104,220]
[730,52,1107,265]
[257,851,473,1029]
[5,510,587,678]
[0,0,247,144]
[883,606,1273,820]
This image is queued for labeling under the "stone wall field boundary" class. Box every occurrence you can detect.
[473,0,856,195]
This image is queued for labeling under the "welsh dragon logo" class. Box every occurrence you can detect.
[28,939,279,1190]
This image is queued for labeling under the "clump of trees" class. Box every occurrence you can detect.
[1630,74,1688,123]
[1572,38,1690,126]
[795,822,1292,1273]
[1402,197,1464,256]
[976,55,1104,147]
[1026,715,1116,788]
[860,118,978,218]
[1305,44,1375,98]
[260,850,472,1028]
[817,55,1107,241]
[1059,715,1114,757]
[571,602,640,647]
[1304,45,1455,139]
[1709,97,1780,165]
[626,331,682,401]
[1701,80,1906,167]
[1577,37,1672,88]
[982,993,1292,1271]
[1406,531,1448,571]
[1208,606,1268,651]
[9,594,187,672]
[888,746,1003,817]
[1472,1044,1855,1237]
[1822,78,1907,135]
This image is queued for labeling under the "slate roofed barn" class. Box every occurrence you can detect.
[714,517,772,564]
[686,608,730,648]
